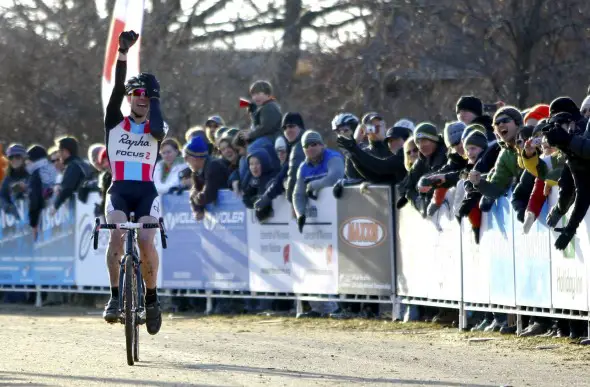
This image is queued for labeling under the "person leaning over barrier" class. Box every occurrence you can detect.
[293,131,344,233]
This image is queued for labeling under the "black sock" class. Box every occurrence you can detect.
[111,287,119,298]
[145,288,158,305]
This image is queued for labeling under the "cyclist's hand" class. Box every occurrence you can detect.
[118,30,139,54]
[139,73,160,99]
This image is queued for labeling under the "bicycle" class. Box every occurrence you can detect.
[92,212,168,366]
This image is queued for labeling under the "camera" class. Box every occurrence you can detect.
[364,124,376,134]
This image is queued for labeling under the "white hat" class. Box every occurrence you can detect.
[275,136,287,151]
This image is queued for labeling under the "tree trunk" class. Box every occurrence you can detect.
[275,0,303,107]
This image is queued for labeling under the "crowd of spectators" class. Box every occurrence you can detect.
[3,78,590,343]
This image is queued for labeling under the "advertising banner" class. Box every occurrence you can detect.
[462,205,490,304]
[337,185,394,296]
[247,195,294,292]
[513,201,552,308]
[0,200,35,285]
[291,189,338,294]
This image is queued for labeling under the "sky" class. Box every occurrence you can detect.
[0,0,365,50]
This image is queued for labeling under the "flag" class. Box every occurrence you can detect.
[101,0,145,117]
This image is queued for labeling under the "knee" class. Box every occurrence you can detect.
[137,233,155,250]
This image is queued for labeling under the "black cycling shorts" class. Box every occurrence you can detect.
[106,181,161,220]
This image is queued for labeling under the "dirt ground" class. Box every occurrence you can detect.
[1,305,590,386]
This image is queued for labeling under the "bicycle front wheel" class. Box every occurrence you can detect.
[124,254,136,366]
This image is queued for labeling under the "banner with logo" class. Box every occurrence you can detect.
[161,191,249,290]
[484,195,516,306]
[337,186,393,296]
[513,202,552,308]
[0,200,35,285]
[462,205,490,305]
[247,196,295,292]
[0,199,75,285]
[291,189,338,294]
[548,192,588,311]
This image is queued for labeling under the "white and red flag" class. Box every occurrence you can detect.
[101,0,145,117]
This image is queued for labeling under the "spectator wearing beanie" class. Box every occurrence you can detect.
[183,136,230,221]
[524,104,550,126]
[274,136,288,165]
[469,106,523,200]
[26,145,57,237]
[397,123,447,216]
[456,96,483,125]
[204,115,225,145]
[384,119,415,155]
[0,143,29,217]
[50,136,90,213]
[510,126,538,224]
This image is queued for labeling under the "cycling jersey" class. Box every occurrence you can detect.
[103,59,167,219]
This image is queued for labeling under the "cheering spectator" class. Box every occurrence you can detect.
[26,145,57,240]
[294,131,344,233]
[0,143,29,217]
[50,136,90,214]
[154,138,187,195]
[468,107,523,200]
[184,136,230,220]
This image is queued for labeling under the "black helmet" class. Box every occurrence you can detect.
[125,75,145,95]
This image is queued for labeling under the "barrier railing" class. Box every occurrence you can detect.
[396,185,590,332]
[0,186,396,313]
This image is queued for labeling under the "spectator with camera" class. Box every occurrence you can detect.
[331,113,365,180]
[153,138,187,195]
[0,143,29,217]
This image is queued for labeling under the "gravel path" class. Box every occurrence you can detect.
[0,305,589,386]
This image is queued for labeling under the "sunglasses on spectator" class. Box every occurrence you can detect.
[304,142,320,148]
[406,148,419,155]
[284,124,298,129]
[130,88,147,97]
[494,117,513,126]
[8,155,23,160]
[50,159,58,163]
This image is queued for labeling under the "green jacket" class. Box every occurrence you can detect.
[477,144,521,199]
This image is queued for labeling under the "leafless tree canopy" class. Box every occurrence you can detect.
[1,0,589,150]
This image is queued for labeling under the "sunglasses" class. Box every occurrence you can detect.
[406,148,419,155]
[494,117,513,126]
[8,155,23,160]
[130,88,147,97]
[284,124,298,129]
[50,158,58,163]
[304,142,321,148]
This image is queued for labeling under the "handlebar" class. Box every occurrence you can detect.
[92,217,168,250]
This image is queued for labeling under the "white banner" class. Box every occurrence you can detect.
[101,0,145,117]
[247,196,295,292]
[291,190,339,294]
[461,205,490,304]
[427,189,462,301]
[548,191,588,311]
[75,192,162,287]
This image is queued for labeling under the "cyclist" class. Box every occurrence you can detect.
[102,30,168,335]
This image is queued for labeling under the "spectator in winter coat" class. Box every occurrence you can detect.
[397,123,448,216]
[25,145,57,239]
[294,131,344,233]
[511,126,537,223]
[0,144,7,186]
[154,138,187,195]
[184,136,230,221]
[523,104,550,127]
[385,120,415,155]
[456,95,498,143]
[468,107,523,200]
[256,112,306,209]
[50,136,90,213]
[0,144,29,217]
[275,136,288,165]
[359,112,392,158]
[331,113,364,180]
[243,149,277,221]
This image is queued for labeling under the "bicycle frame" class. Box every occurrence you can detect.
[117,223,144,325]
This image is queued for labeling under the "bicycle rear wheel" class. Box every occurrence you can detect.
[124,254,136,366]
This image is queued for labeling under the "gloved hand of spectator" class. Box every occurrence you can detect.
[118,30,139,54]
[332,179,345,199]
[297,215,306,234]
[546,205,564,228]
[396,196,408,209]
[554,228,575,250]
[516,208,525,223]
[463,180,475,193]
[306,184,318,200]
[544,125,572,148]
[139,73,160,99]
[336,135,356,150]
[254,195,271,210]
[427,202,441,217]
[479,196,494,213]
